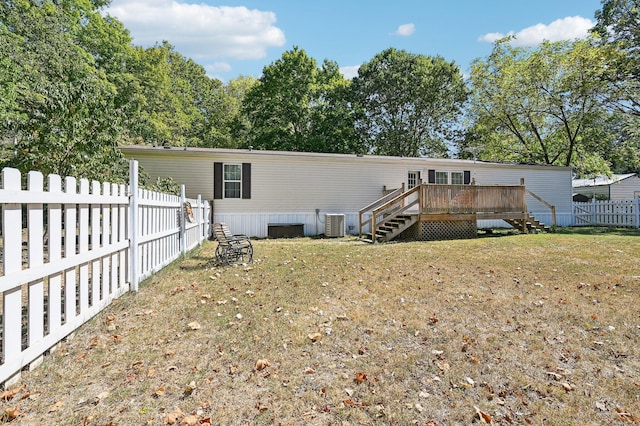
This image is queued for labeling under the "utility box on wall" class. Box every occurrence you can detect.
[325,214,345,237]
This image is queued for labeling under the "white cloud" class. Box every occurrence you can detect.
[394,23,415,36]
[478,16,594,47]
[340,65,360,80]
[205,62,232,73]
[105,0,286,61]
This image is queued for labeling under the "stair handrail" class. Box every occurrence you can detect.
[370,184,421,239]
[525,189,556,227]
[359,185,404,237]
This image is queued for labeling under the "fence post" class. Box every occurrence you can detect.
[197,194,203,244]
[129,160,139,292]
[181,184,187,256]
[635,196,640,229]
[591,197,597,226]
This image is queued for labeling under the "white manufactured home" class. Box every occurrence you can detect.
[121,146,573,239]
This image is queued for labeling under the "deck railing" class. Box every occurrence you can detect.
[421,184,527,215]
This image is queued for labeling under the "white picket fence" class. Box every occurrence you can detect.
[0,160,210,387]
[573,198,640,228]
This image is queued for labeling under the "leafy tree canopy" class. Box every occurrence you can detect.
[242,46,363,154]
[351,48,468,157]
[461,37,632,177]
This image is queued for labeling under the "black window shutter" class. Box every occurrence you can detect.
[427,169,436,184]
[242,163,251,199]
[463,170,471,185]
[214,162,222,199]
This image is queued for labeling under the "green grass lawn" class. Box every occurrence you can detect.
[5,228,640,425]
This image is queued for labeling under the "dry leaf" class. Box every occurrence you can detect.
[0,384,25,401]
[3,407,21,421]
[183,381,196,396]
[180,415,199,426]
[355,372,368,383]
[165,407,185,425]
[304,367,315,374]
[474,406,492,423]
[48,400,64,413]
[152,387,165,398]
[187,321,201,330]
[308,332,322,342]
[560,382,574,392]
[616,405,639,423]
[255,359,271,371]
[93,391,109,405]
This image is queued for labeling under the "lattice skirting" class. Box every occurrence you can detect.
[398,220,477,241]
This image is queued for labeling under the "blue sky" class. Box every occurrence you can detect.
[106,0,603,81]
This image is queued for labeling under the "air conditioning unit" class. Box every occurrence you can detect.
[325,214,345,237]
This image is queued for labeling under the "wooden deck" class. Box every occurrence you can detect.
[359,181,555,242]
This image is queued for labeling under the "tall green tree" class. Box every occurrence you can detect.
[0,0,132,182]
[225,75,258,148]
[242,46,361,153]
[592,0,640,115]
[351,48,467,157]
[126,42,235,148]
[462,38,623,176]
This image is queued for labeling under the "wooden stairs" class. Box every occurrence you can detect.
[503,215,550,233]
[362,214,418,243]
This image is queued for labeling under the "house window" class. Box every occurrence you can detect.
[408,171,421,189]
[214,162,251,200]
[224,164,242,198]
[435,171,448,184]
[428,169,472,185]
[451,172,464,185]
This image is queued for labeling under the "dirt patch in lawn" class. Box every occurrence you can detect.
[3,231,640,425]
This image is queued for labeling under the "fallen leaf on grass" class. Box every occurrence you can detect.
[48,400,64,413]
[355,372,368,383]
[170,286,186,295]
[187,321,201,330]
[308,332,322,342]
[255,359,270,371]
[183,381,196,397]
[474,406,492,423]
[616,405,639,423]
[164,407,185,425]
[560,382,575,392]
[93,391,109,405]
[0,385,25,401]
[2,407,21,421]
[180,414,199,425]
[152,387,165,398]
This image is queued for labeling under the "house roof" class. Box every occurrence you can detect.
[572,173,638,188]
[120,145,572,171]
